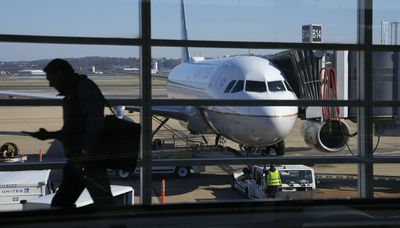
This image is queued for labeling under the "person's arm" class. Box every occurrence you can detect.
[77,79,105,154]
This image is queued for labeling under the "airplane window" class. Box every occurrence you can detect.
[224,80,237,93]
[245,80,267,92]
[284,80,294,92]
[231,80,244,93]
[267,80,286,92]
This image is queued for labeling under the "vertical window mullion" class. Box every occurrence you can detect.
[357,0,374,199]
[139,0,153,205]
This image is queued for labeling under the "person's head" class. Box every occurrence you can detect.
[269,163,276,172]
[43,59,75,94]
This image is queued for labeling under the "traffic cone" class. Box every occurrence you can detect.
[161,179,166,204]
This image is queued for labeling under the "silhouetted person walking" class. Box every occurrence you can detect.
[30,58,114,208]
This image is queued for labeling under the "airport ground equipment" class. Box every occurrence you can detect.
[231,165,316,200]
[116,138,206,179]
[0,170,51,211]
[23,185,134,210]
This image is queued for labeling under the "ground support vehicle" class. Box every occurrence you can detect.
[231,164,316,200]
[116,139,206,179]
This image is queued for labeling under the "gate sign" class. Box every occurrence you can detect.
[302,24,322,43]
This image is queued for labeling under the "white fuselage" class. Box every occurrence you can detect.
[167,56,297,147]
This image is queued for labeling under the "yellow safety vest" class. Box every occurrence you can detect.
[266,170,282,186]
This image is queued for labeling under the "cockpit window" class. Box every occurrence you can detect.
[231,80,244,93]
[268,80,286,92]
[284,80,294,92]
[245,80,267,92]
[224,80,237,93]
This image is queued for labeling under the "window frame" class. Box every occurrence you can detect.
[0,0,398,205]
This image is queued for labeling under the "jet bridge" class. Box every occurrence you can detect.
[267,49,349,119]
[267,50,352,153]
[269,49,400,150]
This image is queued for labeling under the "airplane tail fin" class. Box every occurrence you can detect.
[180,0,189,63]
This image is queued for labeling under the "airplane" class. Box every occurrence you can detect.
[0,0,351,156]
[120,0,299,156]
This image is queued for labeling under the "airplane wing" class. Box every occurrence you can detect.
[125,106,188,121]
[0,91,60,99]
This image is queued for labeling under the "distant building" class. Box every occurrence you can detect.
[381,21,400,45]
[88,66,103,75]
[14,70,46,76]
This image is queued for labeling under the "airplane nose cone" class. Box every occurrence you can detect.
[245,106,297,146]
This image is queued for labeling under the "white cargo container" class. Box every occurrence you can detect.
[0,170,51,211]
[23,185,134,210]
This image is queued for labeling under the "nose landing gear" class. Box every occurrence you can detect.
[260,140,285,156]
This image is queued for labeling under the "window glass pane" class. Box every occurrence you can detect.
[312,164,358,199]
[152,0,358,43]
[1,0,139,38]
[0,107,63,157]
[245,80,266,92]
[373,0,400,44]
[147,106,357,159]
[0,43,140,99]
[373,107,400,156]
[374,164,400,198]
[372,52,399,101]
[0,106,140,210]
[133,164,359,203]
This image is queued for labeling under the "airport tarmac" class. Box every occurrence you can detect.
[1,77,400,205]
[1,105,400,204]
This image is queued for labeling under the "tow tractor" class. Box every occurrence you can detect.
[231,164,316,200]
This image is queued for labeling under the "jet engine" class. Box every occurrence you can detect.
[180,106,215,134]
[300,120,350,152]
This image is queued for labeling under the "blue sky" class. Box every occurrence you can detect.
[0,0,399,61]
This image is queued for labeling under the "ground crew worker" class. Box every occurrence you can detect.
[265,163,282,198]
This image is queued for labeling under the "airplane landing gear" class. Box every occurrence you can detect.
[260,140,285,156]
[215,135,227,147]
[275,140,285,156]
[240,145,259,157]
[261,146,272,156]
